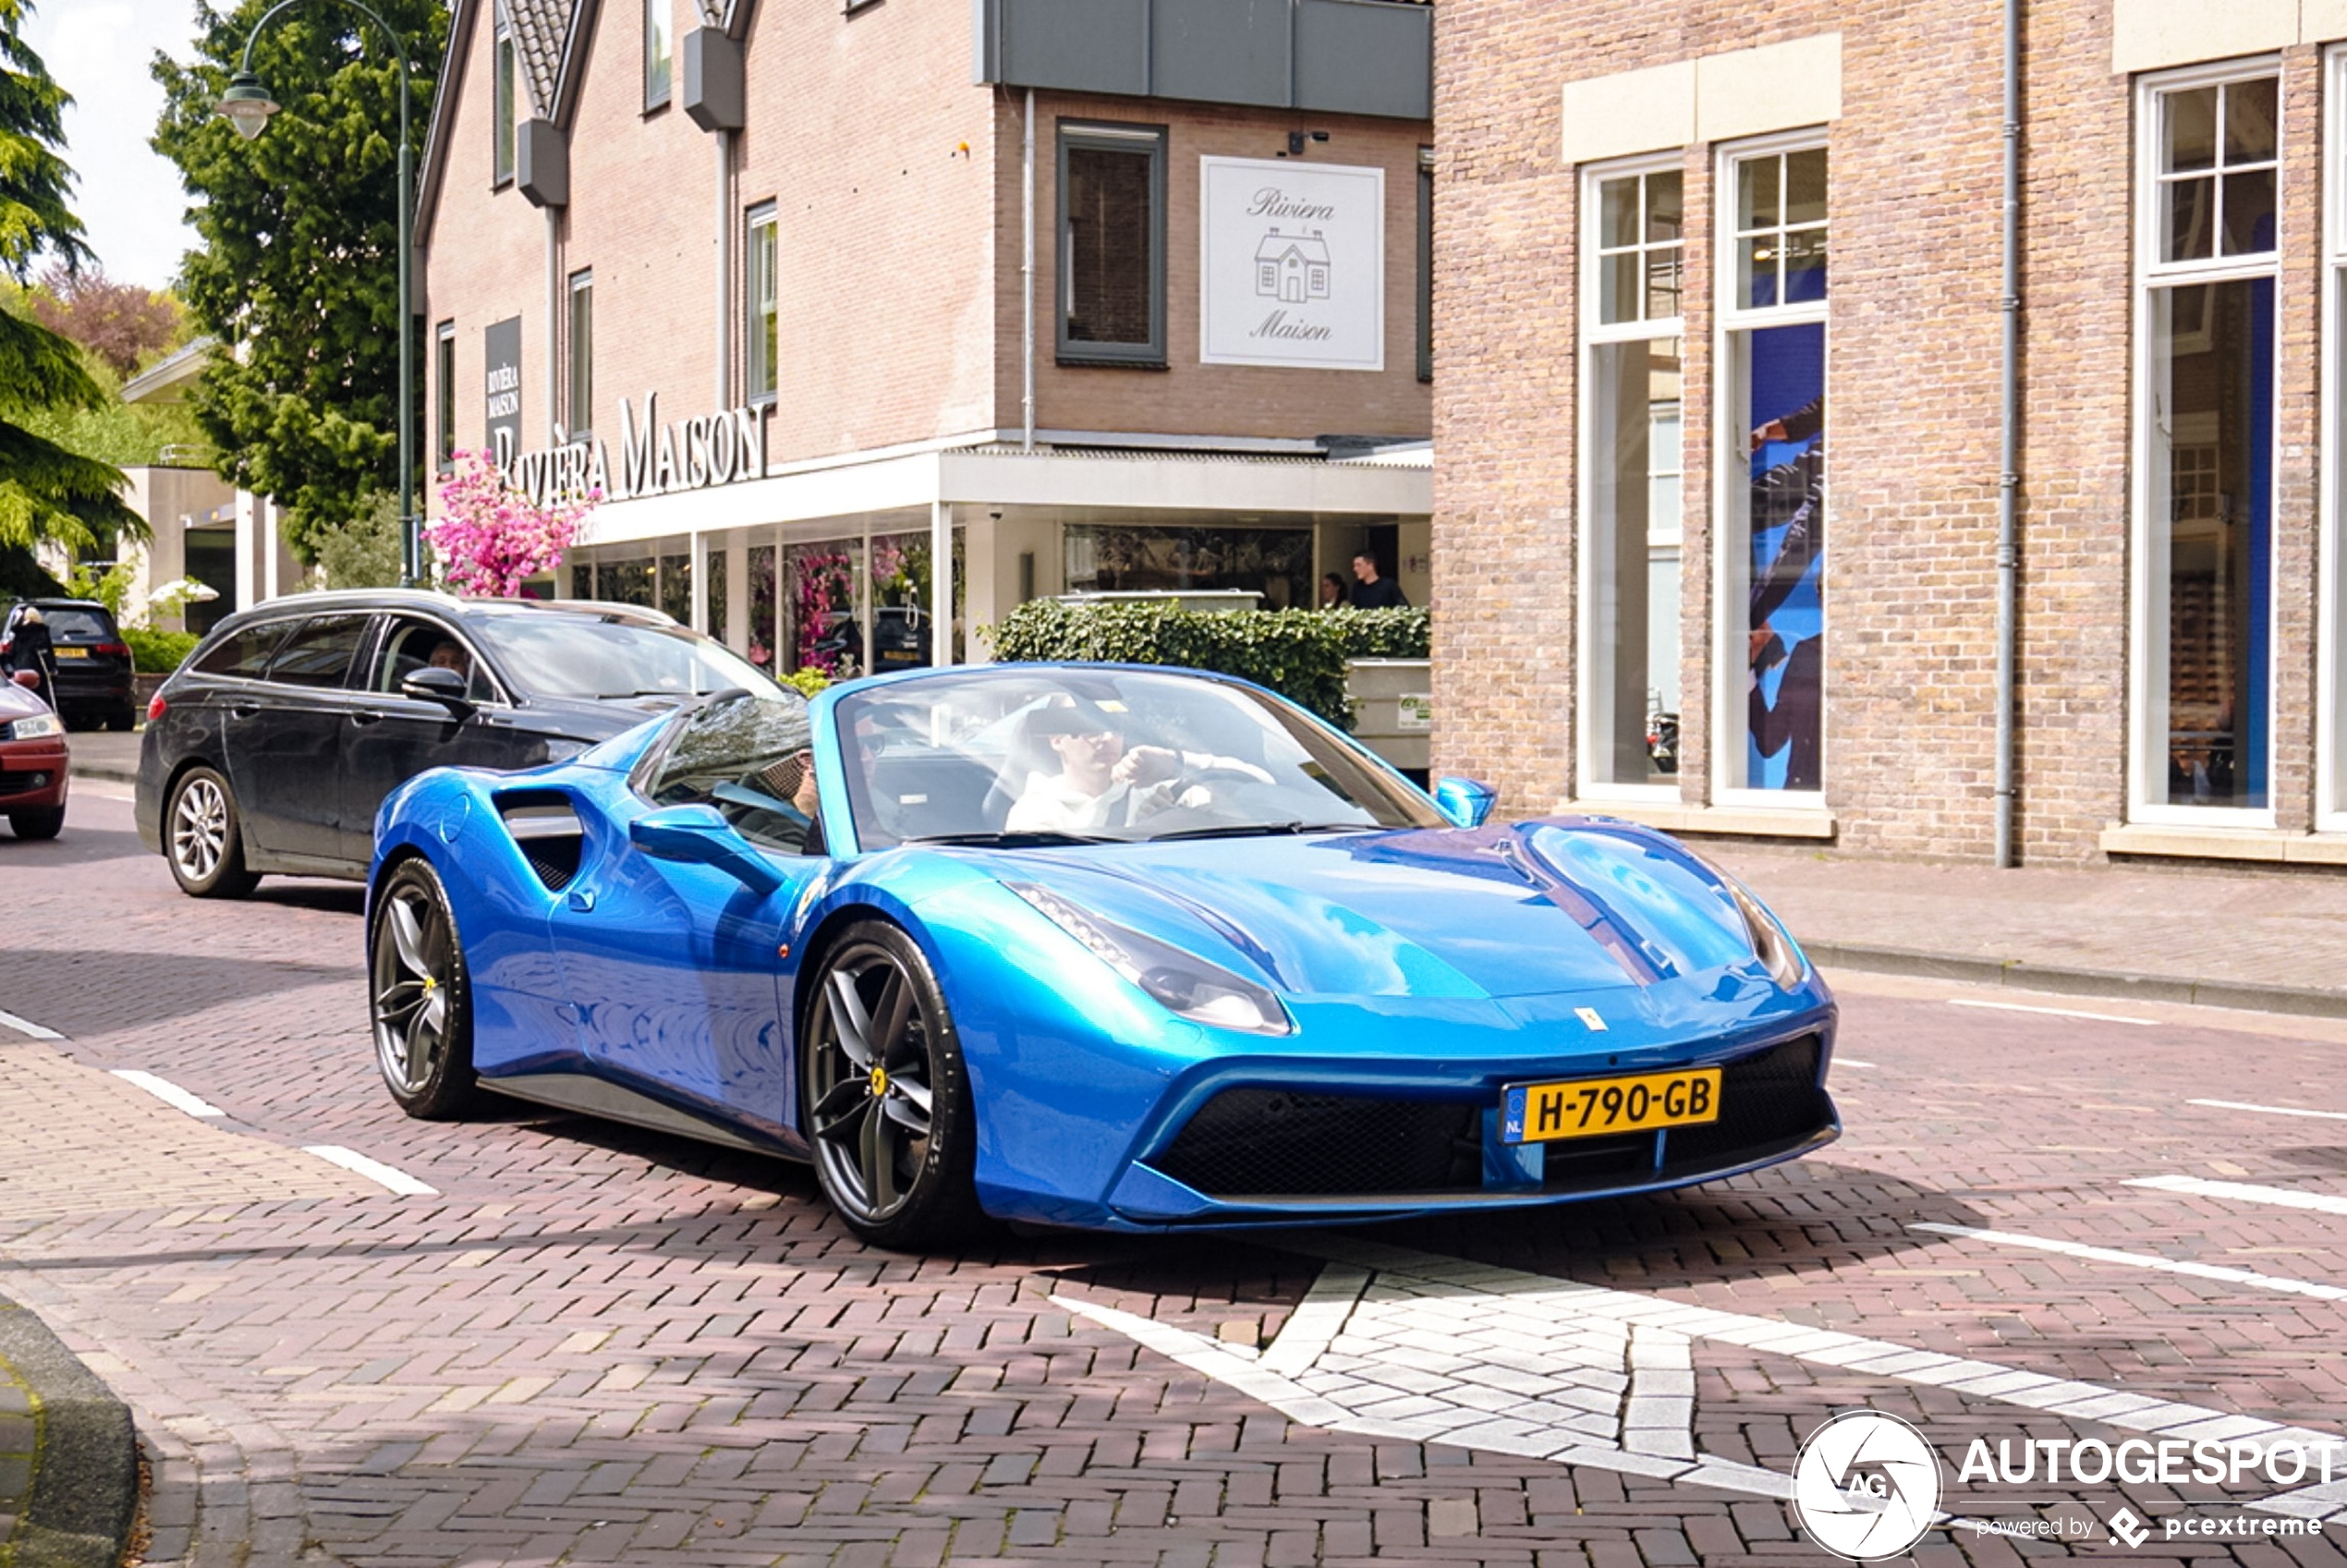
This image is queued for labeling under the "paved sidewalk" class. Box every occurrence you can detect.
[65,729,137,785]
[1709,840,2347,1015]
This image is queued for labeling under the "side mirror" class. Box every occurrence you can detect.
[1432,775,1499,829]
[400,665,473,711]
[629,803,784,895]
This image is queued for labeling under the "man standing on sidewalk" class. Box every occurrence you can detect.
[1348,550,1409,610]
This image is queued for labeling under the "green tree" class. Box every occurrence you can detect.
[152,0,445,557]
[0,0,142,566]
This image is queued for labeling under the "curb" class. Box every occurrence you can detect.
[64,763,135,788]
[0,1299,138,1568]
[1807,940,2347,1021]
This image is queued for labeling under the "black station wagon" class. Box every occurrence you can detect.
[134,590,781,896]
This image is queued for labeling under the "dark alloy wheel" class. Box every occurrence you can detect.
[801,921,984,1249]
[7,808,63,841]
[370,858,483,1119]
[165,766,259,897]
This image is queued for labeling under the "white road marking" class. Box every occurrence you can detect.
[2128,1173,2347,1219]
[1056,1235,2347,1517]
[1834,1058,1878,1069]
[0,1007,62,1040]
[1910,1222,2347,1302]
[303,1146,437,1196]
[1947,998,2158,1027]
[110,1070,225,1118]
[2189,1098,2347,1123]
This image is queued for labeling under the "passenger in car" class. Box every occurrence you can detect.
[427,639,471,677]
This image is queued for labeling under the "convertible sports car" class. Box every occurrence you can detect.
[369,662,1839,1246]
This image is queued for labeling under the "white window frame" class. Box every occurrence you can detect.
[2128,58,2282,829]
[2323,49,2347,833]
[566,269,593,439]
[644,0,673,111]
[1711,128,1830,812]
[492,13,516,188]
[746,201,779,406]
[1577,152,1684,802]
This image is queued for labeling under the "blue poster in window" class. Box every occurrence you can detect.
[1745,322,1824,791]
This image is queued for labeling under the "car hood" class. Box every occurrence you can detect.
[981,820,1779,1003]
[515,690,695,739]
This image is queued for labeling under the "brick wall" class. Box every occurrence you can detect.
[1433,0,2339,862]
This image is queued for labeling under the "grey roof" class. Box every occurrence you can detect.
[503,0,572,117]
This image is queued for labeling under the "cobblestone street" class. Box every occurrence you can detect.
[8,785,2347,1566]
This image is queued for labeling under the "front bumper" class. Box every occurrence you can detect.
[0,737,70,811]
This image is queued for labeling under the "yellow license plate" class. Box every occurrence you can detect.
[1502,1067,1722,1144]
[53,647,88,658]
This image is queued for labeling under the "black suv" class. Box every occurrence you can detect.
[1,599,136,731]
[135,590,782,896]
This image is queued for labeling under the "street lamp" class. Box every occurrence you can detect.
[213,0,420,587]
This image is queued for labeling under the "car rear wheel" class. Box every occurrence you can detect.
[8,808,63,841]
[165,767,259,897]
[370,858,483,1119]
[801,921,984,1249]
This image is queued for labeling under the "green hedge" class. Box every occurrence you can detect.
[980,602,1429,728]
[124,626,201,675]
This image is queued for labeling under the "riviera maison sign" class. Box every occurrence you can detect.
[1198,156,1384,372]
[495,392,771,507]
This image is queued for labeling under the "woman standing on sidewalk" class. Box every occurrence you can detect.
[1,605,58,711]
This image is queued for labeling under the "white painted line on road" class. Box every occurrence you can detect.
[1947,998,2158,1027]
[303,1145,437,1196]
[110,1070,225,1118]
[2189,1098,2347,1123]
[0,1007,62,1040]
[2128,1173,2347,1219]
[1910,1222,2347,1302]
[1834,1058,1878,1068]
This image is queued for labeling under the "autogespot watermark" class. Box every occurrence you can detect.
[1791,1412,2341,1560]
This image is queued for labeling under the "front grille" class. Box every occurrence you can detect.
[1660,1034,1829,1174]
[1148,1089,1482,1198]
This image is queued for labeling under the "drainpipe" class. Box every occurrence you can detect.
[546,209,562,443]
[1994,0,2021,867]
[1022,87,1036,451]
[716,128,733,408]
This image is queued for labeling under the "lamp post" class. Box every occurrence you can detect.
[214,0,420,587]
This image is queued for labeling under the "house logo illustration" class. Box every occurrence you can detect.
[1255,227,1332,303]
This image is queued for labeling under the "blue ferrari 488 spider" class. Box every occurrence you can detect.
[369,662,1839,1246]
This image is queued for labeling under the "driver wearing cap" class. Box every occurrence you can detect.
[1006,697,1264,833]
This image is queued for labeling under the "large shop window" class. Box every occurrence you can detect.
[566,270,593,439]
[747,203,778,405]
[493,21,516,186]
[1718,140,1828,798]
[1579,163,1684,794]
[2135,68,2278,821]
[1057,123,1165,366]
[644,0,672,110]
[1064,524,1313,611]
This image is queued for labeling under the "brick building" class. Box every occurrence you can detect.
[418,0,1433,679]
[1432,4,2347,869]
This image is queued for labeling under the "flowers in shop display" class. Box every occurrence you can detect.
[427,450,600,598]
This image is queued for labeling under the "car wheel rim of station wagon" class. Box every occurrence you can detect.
[809,946,937,1222]
[372,882,454,1095]
[172,777,228,881]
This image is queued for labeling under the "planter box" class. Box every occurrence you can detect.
[1346,657,1430,777]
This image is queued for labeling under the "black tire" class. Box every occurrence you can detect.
[800,920,986,1250]
[164,766,260,898]
[369,857,484,1119]
[8,808,64,841]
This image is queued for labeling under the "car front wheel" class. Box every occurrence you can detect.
[370,857,483,1119]
[165,766,259,897]
[8,808,64,841]
[801,921,984,1249]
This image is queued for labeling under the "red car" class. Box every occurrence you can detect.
[0,670,68,840]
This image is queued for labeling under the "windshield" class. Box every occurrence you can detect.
[467,611,780,700]
[834,668,1442,849]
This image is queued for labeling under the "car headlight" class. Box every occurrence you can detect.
[2,713,63,741]
[1681,850,1806,991]
[1008,881,1292,1035]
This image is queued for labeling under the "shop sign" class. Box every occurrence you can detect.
[482,317,521,455]
[496,391,772,508]
[1198,156,1383,372]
